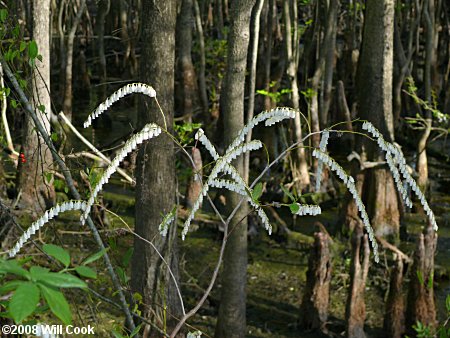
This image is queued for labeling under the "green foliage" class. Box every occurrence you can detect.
[407,294,450,338]
[174,121,202,145]
[257,82,293,103]
[251,182,263,203]
[0,244,98,324]
[404,77,449,125]
[112,323,142,338]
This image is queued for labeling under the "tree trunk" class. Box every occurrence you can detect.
[405,224,437,336]
[131,0,182,334]
[383,257,405,338]
[62,0,86,120]
[214,0,255,337]
[284,0,310,192]
[354,0,400,238]
[299,231,332,331]
[345,224,370,338]
[96,0,110,100]
[18,0,55,211]
[193,0,209,116]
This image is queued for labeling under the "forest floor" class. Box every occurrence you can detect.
[2,132,449,337]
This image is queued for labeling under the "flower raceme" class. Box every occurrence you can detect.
[312,149,380,262]
[315,129,330,191]
[80,123,161,225]
[178,108,300,239]
[361,121,437,231]
[9,200,88,257]
[83,83,156,128]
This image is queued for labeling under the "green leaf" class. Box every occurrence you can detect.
[43,244,71,267]
[37,54,42,62]
[9,282,40,323]
[39,284,72,325]
[10,99,18,108]
[0,9,8,22]
[12,25,19,38]
[4,87,10,97]
[82,248,109,265]
[0,280,27,294]
[19,41,26,52]
[122,248,133,267]
[30,267,87,289]
[289,203,300,214]
[74,266,97,279]
[280,185,295,202]
[252,183,263,202]
[28,40,38,59]
[111,330,126,338]
[37,104,46,113]
[130,324,142,337]
[0,260,30,279]
[51,132,58,142]
[116,266,129,284]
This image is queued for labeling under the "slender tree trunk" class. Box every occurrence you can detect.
[244,0,264,183]
[354,0,400,238]
[299,231,332,331]
[194,0,209,116]
[215,1,255,337]
[383,257,405,338]
[62,0,86,120]
[96,0,110,99]
[345,224,370,338]
[18,0,55,211]
[284,0,310,192]
[417,0,435,190]
[131,0,182,334]
[405,224,438,336]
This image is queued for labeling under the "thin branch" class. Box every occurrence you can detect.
[59,111,135,184]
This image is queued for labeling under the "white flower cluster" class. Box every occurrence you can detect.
[9,200,88,258]
[362,121,437,231]
[159,211,176,237]
[182,132,269,239]
[315,129,330,191]
[80,123,161,225]
[294,204,322,216]
[210,179,247,195]
[312,149,380,262]
[195,128,219,160]
[226,107,296,152]
[248,198,272,235]
[83,83,157,128]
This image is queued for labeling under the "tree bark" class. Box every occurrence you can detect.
[405,224,438,336]
[131,0,182,334]
[284,0,310,192]
[299,231,332,331]
[383,257,405,338]
[214,0,255,337]
[354,0,400,238]
[62,0,86,120]
[345,224,370,338]
[18,0,55,211]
